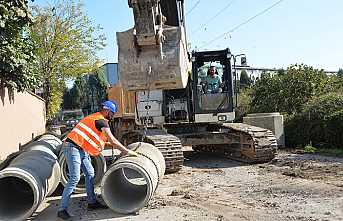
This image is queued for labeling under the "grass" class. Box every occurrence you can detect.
[316,148,343,157]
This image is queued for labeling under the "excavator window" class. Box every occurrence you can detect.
[198,62,224,94]
[195,62,231,111]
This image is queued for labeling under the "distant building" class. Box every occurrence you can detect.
[102,63,119,86]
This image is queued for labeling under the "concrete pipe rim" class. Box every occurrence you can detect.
[128,142,166,178]
[101,162,154,214]
[0,168,41,221]
[46,161,62,196]
[37,135,63,155]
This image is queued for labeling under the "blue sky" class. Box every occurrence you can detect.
[33,0,343,71]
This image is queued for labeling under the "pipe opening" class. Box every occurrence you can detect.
[0,176,35,220]
[103,167,149,213]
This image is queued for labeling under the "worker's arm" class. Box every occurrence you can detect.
[102,127,138,156]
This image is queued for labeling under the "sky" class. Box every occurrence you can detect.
[32,0,343,71]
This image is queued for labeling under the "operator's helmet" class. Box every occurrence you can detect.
[102,100,117,113]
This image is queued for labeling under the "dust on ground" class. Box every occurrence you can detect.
[33,150,343,221]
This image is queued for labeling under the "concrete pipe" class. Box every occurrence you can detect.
[59,151,106,193]
[37,134,63,155]
[101,142,165,214]
[0,137,62,221]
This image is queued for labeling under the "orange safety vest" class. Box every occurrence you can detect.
[67,112,107,156]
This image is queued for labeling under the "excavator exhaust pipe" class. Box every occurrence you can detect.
[0,135,62,221]
[101,142,165,214]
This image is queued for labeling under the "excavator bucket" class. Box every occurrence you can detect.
[117,25,190,91]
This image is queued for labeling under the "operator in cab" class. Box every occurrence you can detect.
[202,66,223,93]
[57,100,138,220]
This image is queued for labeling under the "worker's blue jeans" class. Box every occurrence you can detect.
[59,142,96,211]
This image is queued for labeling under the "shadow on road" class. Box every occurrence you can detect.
[183,150,248,169]
[28,194,135,221]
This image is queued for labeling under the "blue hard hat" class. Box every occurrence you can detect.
[102,100,117,113]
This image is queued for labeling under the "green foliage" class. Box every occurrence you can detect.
[285,92,343,149]
[88,68,109,106]
[247,64,342,149]
[251,64,327,114]
[250,72,284,113]
[338,68,343,77]
[62,84,81,110]
[239,69,252,88]
[62,68,109,112]
[235,87,252,122]
[304,144,317,153]
[62,88,73,109]
[317,148,343,157]
[324,75,343,94]
[29,0,106,121]
[0,0,40,92]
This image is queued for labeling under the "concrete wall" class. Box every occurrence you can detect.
[243,112,285,147]
[0,88,46,160]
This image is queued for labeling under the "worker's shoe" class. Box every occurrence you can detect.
[87,200,108,210]
[57,210,72,220]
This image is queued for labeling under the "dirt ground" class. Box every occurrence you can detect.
[32,150,343,221]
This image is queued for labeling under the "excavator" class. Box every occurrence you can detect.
[110,0,277,173]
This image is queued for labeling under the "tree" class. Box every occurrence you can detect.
[29,0,106,121]
[251,64,327,114]
[62,69,109,113]
[62,85,81,110]
[239,69,252,88]
[0,0,39,93]
[250,72,284,113]
[88,68,109,108]
[235,87,252,122]
[285,92,343,149]
[338,68,343,77]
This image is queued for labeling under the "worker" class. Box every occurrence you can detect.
[57,100,138,220]
[202,66,223,93]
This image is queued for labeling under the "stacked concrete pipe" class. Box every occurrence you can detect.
[0,134,62,221]
[101,142,165,214]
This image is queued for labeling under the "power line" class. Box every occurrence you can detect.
[199,0,286,49]
[192,0,235,35]
[186,0,201,16]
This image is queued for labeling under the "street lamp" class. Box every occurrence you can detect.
[232,54,247,107]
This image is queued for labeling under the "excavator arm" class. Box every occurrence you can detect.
[118,0,190,91]
[128,0,164,46]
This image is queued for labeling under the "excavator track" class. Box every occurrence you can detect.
[193,123,278,163]
[121,130,184,173]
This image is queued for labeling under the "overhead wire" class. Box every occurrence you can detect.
[186,0,201,16]
[191,0,235,35]
[199,0,286,49]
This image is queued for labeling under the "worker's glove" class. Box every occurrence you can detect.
[126,149,139,157]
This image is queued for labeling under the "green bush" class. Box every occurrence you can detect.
[285,92,343,149]
[251,64,327,115]
[235,88,252,122]
[304,145,317,153]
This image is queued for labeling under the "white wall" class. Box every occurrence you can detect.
[0,88,46,160]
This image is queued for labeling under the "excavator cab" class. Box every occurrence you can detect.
[190,48,235,123]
